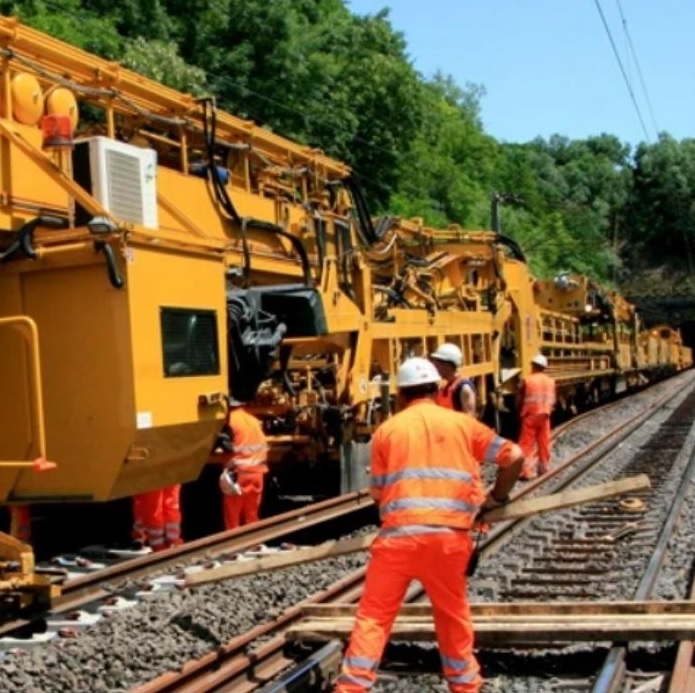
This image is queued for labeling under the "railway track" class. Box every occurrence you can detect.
[242,372,695,692]
[0,491,373,645]
[1,372,693,692]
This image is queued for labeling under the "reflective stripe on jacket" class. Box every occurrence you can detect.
[434,375,475,412]
[370,399,517,531]
[228,408,269,473]
[521,372,556,417]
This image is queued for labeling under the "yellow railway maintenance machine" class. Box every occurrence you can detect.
[0,18,687,614]
[0,19,511,611]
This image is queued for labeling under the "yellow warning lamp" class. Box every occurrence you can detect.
[45,86,79,132]
[11,73,44,125]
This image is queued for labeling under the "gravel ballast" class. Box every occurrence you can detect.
[1,371,695,693]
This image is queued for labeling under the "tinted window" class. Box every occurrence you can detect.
[160,308,220,377]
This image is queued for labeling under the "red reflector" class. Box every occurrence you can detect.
[41,114,73,148]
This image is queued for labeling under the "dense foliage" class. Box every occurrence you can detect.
[1,0,693,291]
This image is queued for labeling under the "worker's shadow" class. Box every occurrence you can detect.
[169,612,223,647]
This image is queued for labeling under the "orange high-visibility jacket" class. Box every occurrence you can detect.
[227,408,269,474]
[370,399,518,531]
[520,373,556,417]
[434,375,475,412]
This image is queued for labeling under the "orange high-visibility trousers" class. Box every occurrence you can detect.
[132,485,182,550]
[223,471,264,530]
[131,494,147,545]
[163,485,183,547]
[10,506,31,543]
[519,413,551,477]
[334,532,482,693]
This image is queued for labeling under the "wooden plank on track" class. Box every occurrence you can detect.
[295,615,695,626]
[185,474,650,587]
[287,614,695,645]
[184,533,375,586]
[301,600,695,618]
[481,474,651,523]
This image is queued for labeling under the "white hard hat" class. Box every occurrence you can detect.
[397,357,441,388]
[531,354,548,368]
[430,343,463,368]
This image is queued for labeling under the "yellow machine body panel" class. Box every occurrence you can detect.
[0,122,70,225]
[0,244,226,502]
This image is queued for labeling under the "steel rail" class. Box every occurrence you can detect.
[256,641,343,693]
[131,568,367,693]
[0,491,373,638]
[480,381,682,558]
[590,433,695,693]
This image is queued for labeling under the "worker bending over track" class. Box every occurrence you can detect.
[131,485,183,551]
[430,343,477,416]
[517,354,557,480]
[334,357,523,693]
[218,398,269,530]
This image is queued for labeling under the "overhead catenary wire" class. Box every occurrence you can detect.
[614,0,659,138]
[592,0,652,144]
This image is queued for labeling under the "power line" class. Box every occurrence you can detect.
[614,0,659,138]
[592,0,651,143]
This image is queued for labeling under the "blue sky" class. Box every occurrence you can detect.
[347,0,695,147]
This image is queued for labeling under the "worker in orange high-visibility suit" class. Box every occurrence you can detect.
[517,354,556,480]
[131,485,183,551]
[218,398,269,530]
[430,342,476,416]
[334,357,524,693]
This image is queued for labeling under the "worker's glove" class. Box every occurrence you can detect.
[480,492,509,513]
[219,468,242,496]
[214,426,233,454]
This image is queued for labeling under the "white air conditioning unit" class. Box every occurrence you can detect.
[73,136,158,230]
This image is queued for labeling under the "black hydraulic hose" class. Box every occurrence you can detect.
[374,215,398,239]
[0,237,20,263]
[201,99,312,289]
[335,219,357,301]
[496,233,527,263]
[19,219,40,259]
[201,99,241,225]
[242,217,311,286]
[313,213,326,282]
[94,241,125,289]
[209,105,241,225]
[343,174,379,245]
[373,285,411,308]
[0,215,65,262]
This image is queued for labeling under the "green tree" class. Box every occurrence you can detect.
[389,74,498,227]
[184,1,423,208]
[121,37,207,95]
[630,135,695,276]
[0,0,122,55]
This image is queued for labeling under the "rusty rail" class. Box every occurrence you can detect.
[0,490,373,638]
[131,568,366,693]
